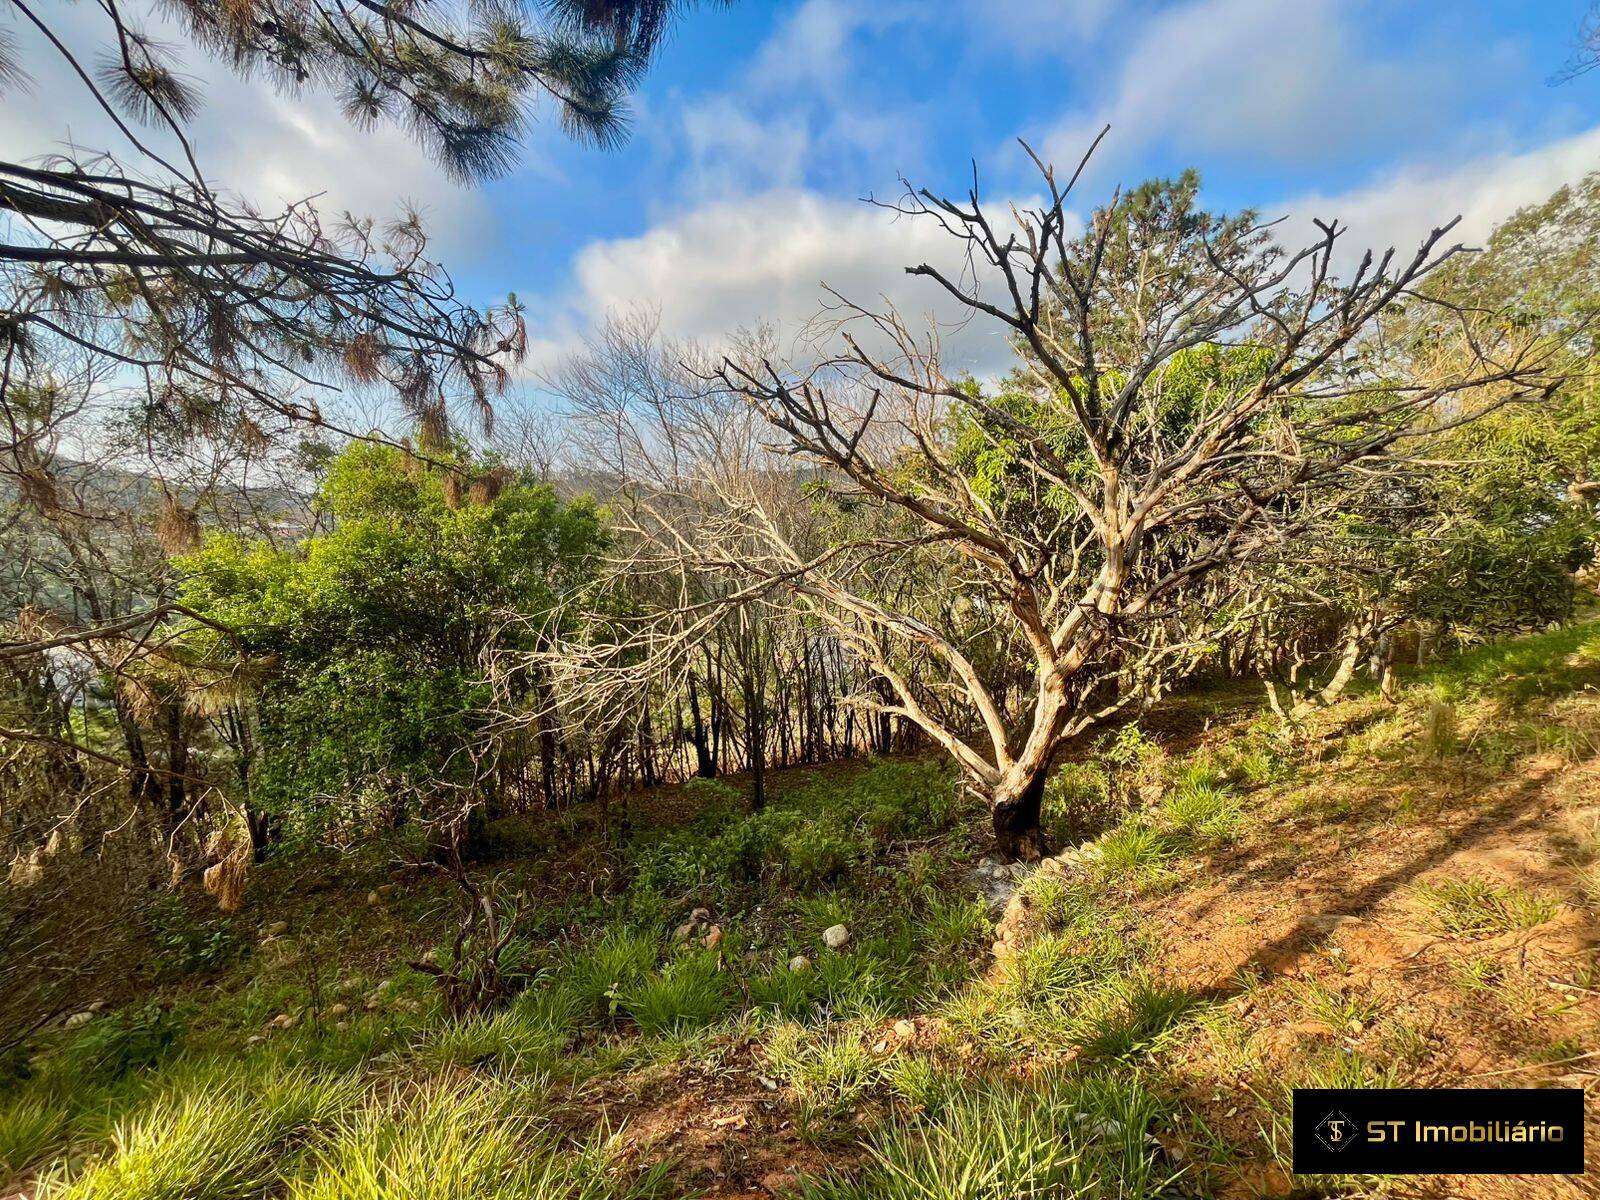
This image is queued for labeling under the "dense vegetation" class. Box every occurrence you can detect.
[3,4,1600,1197]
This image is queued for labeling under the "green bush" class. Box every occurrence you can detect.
[60,1003,187,1084]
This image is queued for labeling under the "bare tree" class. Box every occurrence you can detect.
[540,144,1558,861]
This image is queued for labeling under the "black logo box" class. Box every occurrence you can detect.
[1293,1088,1585,1175]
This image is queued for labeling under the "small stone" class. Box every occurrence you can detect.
[702,925,723,949]
[265,920,288,936]
[674,921,698,943]
[760,1172,795,1195]
[690,907,711,922]
[245,1034,265,1046]
[375,884,396,899]
[63,1011,94,1029]
[367,890,381,905]
[269,1012,296,1029]
[1039,857,1064,875]
[1291,1019,1336,1040]
[871,1039,889,1053]
[327,1003,349,1018]
[788,954,811,973]
[893,1019,916,1039]
[822,923,850,950]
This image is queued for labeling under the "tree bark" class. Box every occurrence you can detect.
[991,767,1051,862]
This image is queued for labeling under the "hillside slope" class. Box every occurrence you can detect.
[4,623,1600,1199]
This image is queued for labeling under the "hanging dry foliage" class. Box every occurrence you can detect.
[417,404,449,452]
[343,331,383,383]
[441,470,464,510]
[17,466,60,512]
[156,495,202,554]
[202,821,250,912]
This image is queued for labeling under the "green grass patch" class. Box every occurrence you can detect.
[1413,877,1560,936]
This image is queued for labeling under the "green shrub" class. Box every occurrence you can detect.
[60,1004,187,1084]
[145,895,241,978]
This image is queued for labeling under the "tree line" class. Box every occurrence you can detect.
[2,2,1597,932]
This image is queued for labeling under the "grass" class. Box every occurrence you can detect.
[0,1092,72,1180]
[795,1072,1174,1200]
[15,622,1600,1199]
[1413,876,1561,936]
[1289,979,1384,1034]
[762,1022,882,1127]
[1159,778,1241,847]
[50,1063,356,1200]
[619,950,735,1035]
[292,1077,671,1200]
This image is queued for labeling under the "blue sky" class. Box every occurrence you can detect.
[7,0,1600,379]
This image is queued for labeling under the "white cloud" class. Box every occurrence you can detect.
[1040,0,1483,184]
[666,0,925,202]
[1276,125,1600,264]
[526,188,1036,378]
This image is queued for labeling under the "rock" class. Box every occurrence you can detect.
[327,1002,349,1018]
[367,890,381,906]
[690,907,711,922]
[822,924,850,950]
[63,1011,94,1029]
[269,1012,296,1030]
[702,925,723,950]
[1291,1019,1337,1040]
[871,1039,889,1053]
[788,954,811,973]
[375,884,396,899]
[674,921,699,943]
[245,1035,265,1046]
[760,1172,796,1195]
[893,1019,916,1039]
[265,920,288,936]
